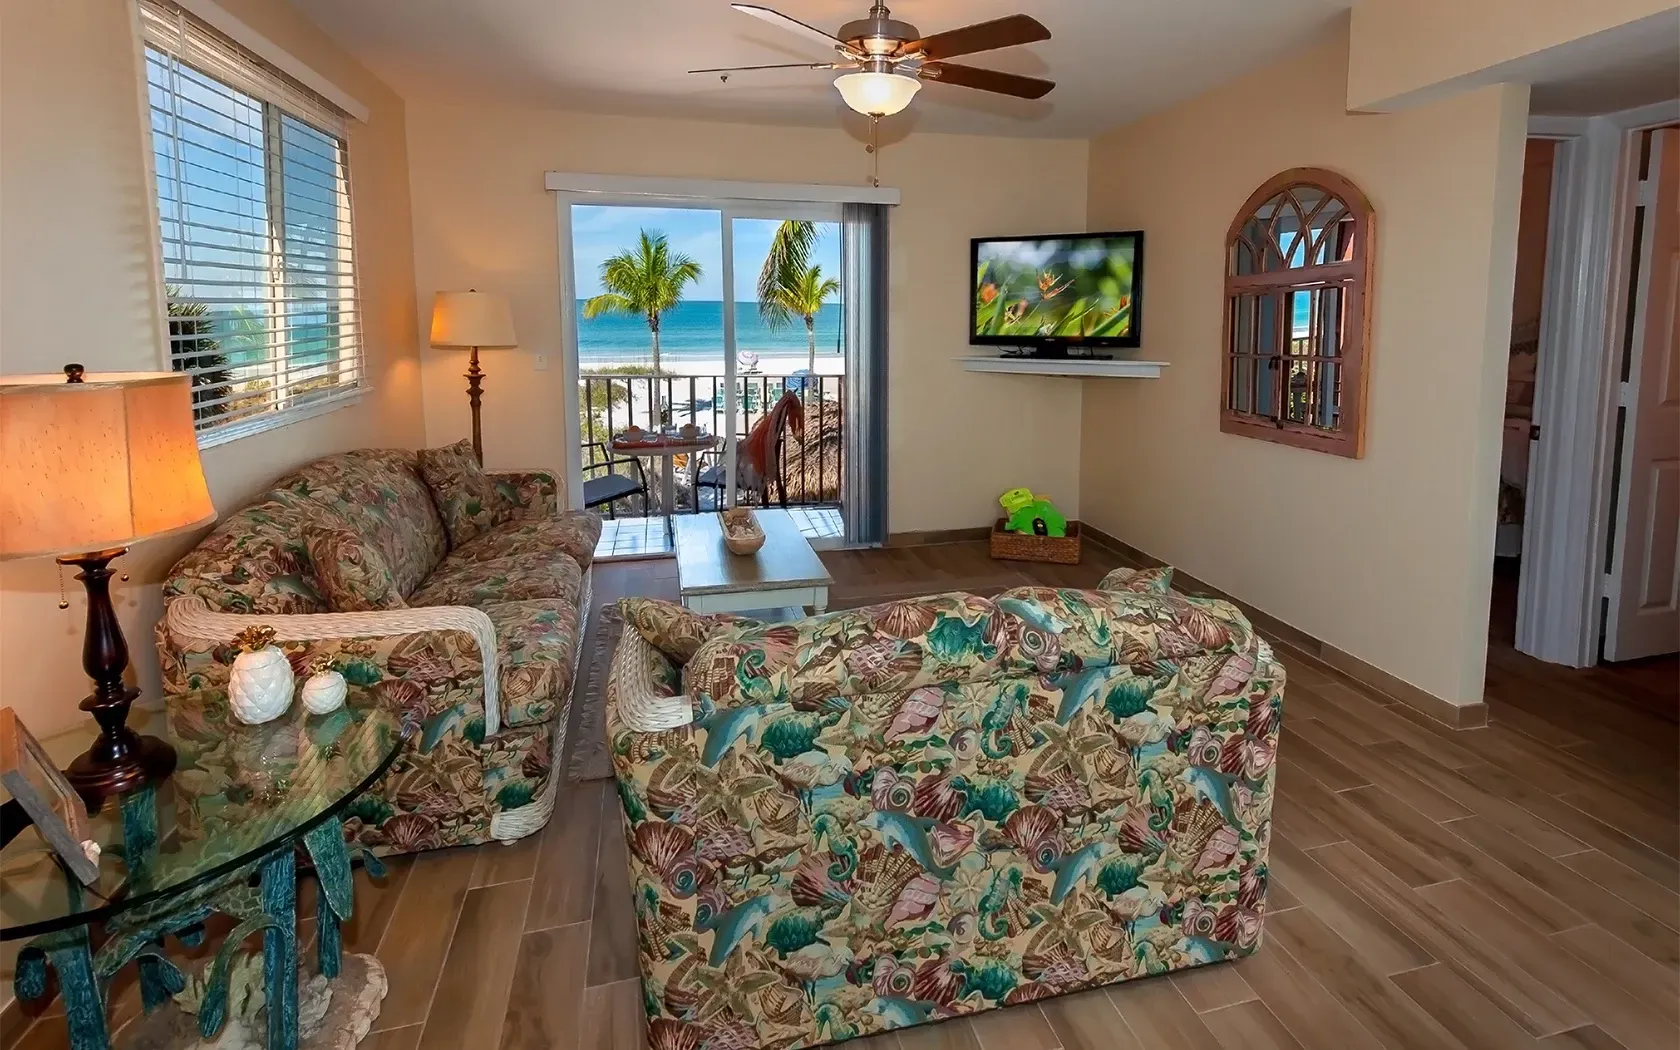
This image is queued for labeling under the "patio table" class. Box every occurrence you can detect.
[609,431,719,538]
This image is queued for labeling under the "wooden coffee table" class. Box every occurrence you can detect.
[673,508,833,615]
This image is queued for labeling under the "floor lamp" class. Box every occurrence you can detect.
[0,366,216,809]
[430,290,517,463]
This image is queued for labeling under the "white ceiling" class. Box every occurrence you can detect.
[285,0,1352,138]
[1523,10,1680,117]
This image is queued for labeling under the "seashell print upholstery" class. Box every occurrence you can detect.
[606,584,1286,1049]
[157,447,602,851]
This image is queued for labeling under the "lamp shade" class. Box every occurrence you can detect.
[834,71,921,116]
[430,291,517,349]
[0,372,216,560]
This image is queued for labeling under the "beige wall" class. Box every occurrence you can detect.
[1081,30,1529,708]
[0,0,423,737]
[403,106,1088,534]
[1348,0,1676,110]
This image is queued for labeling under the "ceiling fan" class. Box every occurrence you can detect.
[692,3,1054,117]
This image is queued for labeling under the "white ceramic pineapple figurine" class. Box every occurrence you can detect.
[229,625,293,725]
[300,655,348,715]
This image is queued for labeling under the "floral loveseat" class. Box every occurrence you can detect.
[156,447,601,852]
[604,572,1285,1049]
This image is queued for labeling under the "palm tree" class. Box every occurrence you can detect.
[582,230,702,372]
[761,264,841,381]
[165,288,231,422]
[757,220,819,307]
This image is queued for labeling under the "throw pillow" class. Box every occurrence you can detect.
[1099,564,1176,595]
[620,596,755,664]
[418,439,512,548]
[305,526,407,612]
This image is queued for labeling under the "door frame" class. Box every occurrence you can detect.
[1603,126,1679,660]
[1518,100,1680,665]
[548,173,897,516]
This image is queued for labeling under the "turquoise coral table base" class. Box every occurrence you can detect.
[5,695,407,1050]
[14,818,363,1050]
[17,922,108,1050]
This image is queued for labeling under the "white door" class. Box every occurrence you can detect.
[1604,128,1680,661]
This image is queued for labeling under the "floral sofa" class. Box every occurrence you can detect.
[604,570,1285,1049]
[156,447,602,852]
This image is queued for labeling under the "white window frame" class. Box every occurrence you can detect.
[136,0,368,449]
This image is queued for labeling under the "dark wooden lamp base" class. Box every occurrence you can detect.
[66,732,176,809]
[59,547,176,812]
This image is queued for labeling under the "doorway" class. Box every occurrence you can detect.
[1490,138,1557,646]
[1512,107,1680,678]
[554,187,886,560]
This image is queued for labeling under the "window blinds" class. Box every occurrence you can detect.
[140,0,362,436]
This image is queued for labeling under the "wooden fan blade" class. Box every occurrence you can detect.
[921,62,1054,100]
[731,4,855,55]
[898,15,1049,61]
[689,62,843,74]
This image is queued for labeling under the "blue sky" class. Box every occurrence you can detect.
[149,47,350,366]
[571,206,842,303]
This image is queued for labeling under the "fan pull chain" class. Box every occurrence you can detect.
[867,115,881,188]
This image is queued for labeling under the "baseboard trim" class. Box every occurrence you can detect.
[1079,522,1128,556]
[886,526,992,547]
[1083,525,1488,731]
[1320,645,1489,729]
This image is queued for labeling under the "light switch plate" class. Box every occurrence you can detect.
[533,352,549,371]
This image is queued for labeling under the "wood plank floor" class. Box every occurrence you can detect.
[9,543,1677,1050]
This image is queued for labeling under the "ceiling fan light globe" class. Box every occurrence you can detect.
[834,70,920,116]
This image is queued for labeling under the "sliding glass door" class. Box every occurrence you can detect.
[569,203,725,555]
[561,195,876,557]
[730,207,845,545]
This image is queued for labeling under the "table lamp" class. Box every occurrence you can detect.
[0,366,216,808]
[430,290,517,463]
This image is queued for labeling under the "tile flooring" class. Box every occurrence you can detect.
[595,506,844,559]
[8,543,1676,1050]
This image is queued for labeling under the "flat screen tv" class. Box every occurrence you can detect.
[971,231,1144,350]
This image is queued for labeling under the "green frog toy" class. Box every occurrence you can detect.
[999,487,1068,538]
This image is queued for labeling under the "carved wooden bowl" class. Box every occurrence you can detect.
[720,508,765,555]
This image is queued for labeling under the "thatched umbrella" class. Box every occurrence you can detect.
[781,395,844,504]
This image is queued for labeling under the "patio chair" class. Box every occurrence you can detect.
[696,391,803,509]
[696,452,784,510]
[582,441,650,518]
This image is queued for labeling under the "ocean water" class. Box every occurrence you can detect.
[578,300,843,361]
[579,297,1315,360]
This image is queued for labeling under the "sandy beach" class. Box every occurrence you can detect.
[577,350,846,441]
[578,349,847,377]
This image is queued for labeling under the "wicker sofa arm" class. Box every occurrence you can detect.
[609,626,694,732]
[490,466,563,519]
[163,596,504,736]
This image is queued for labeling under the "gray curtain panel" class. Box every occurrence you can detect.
[842,202,890,546]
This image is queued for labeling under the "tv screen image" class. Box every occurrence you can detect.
[971,232,1144,348]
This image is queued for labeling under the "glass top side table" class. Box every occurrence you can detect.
[2,687,410,1050]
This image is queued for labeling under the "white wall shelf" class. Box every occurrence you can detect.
[959,356,1168,379]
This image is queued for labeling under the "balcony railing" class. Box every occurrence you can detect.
[579,371,843,516]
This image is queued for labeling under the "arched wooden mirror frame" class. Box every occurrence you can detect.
[1222,167,1375,458]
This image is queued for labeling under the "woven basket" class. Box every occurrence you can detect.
[990,519,1082,564]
